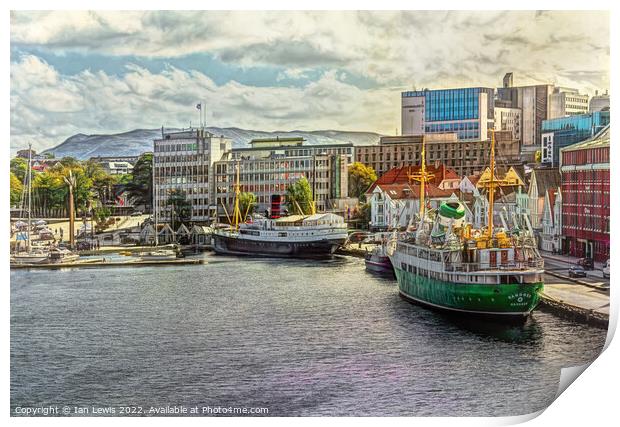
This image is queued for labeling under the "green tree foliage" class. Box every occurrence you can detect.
[348,162,377,201]
[357,203,371,225]
[10,158,28,183]
[238,192,257,218]
[286,177,313,215]
[84,160,118,204]
[166,189,191,229]
[126,153,153,210]
[33,171,65,214]
[93,206,111,226]
[10,172,23,206]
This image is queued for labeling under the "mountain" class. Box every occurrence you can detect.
[43,127,384,160]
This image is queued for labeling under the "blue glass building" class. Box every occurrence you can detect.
[541,111,610,166]
[402,88,494,140]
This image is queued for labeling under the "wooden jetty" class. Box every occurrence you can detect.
[11,258,204,270]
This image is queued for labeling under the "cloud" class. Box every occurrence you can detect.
[10,55,399,153]
[11,11,609,88]
[9,11,610,153]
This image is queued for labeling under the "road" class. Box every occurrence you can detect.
[542,253,609,288]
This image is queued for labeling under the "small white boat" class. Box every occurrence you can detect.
[47,248,80,264]
[138,249,178,261]
[11,252,50,265]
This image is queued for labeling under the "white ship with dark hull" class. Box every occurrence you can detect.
[213,213,348,258]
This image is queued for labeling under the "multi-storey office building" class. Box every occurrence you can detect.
[589,90,610,113]
[549,87,589,117]
[214,138,349,216]
[153,129,232,222]
[401,87,495,140]
[541,111,610,166]
[231,137,354,165]
[497,73,591,162]
[355,132,519,177]
[493,107,521,141]
[560,125,610,261]
[497,81,555,161]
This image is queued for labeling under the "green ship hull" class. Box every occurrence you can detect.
[394,267,543,317]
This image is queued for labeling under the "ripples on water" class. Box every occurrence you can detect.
[10,255,606,416]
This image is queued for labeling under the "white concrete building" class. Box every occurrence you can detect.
[153,129,232,222]
[549,87,589,118]
[589,90,610,112]
[493,107,521,142]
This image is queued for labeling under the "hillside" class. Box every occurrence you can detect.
[43,127,383,159]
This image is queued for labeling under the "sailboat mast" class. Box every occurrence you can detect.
[487,130,496,237]
[27,143,32,253]
[419,136,427,221]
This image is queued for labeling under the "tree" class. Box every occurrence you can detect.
[10,158,28,183]
[84,160,118,205]
[10,172,23,207]
[286,177,313,215]
[238,192,257,219]
[126,153,153,211]
[348,162,377,201]
[356,202,371,226]
[33,171,65,215]
[93,206,112,231]
[166,189,191,229]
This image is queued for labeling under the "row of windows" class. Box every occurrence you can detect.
[562,147,610,166]
[156,143,199,152]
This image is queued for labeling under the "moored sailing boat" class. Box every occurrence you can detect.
[387,133,544,319]
[11,144,80,266]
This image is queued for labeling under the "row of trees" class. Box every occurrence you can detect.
[9,153,153,222]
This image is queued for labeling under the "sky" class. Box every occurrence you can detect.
[9,10,610,153]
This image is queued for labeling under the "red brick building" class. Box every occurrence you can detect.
[560,125,610,261]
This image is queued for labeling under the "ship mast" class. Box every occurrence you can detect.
[487,130,496,238]
[232,161,243,230]
[26,143,32,253]
[409,136,434,227]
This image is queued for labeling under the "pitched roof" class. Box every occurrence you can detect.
[367,164,460,193]
[533,168,561,197]
[561,124,610,152]
[374,182,454,200]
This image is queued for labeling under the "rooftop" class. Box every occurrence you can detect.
[561,124,610,152]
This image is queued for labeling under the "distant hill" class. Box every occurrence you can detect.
[43,127,384,160]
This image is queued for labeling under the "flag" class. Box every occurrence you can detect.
[196,103,202,110]
[116,195,125,206]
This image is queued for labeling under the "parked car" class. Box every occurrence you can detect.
[577,257,594,270]
[603,260,610,279]
[568,265,587,278]
[130,211,143,217]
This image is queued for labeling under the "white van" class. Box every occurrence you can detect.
[603,259,610,279]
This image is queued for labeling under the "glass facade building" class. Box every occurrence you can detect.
[541,111,610,166]
[402,88,494,140]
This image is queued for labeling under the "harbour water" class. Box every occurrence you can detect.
[11,254,606,416]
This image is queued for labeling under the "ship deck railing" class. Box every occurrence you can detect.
[444,259,544,273]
